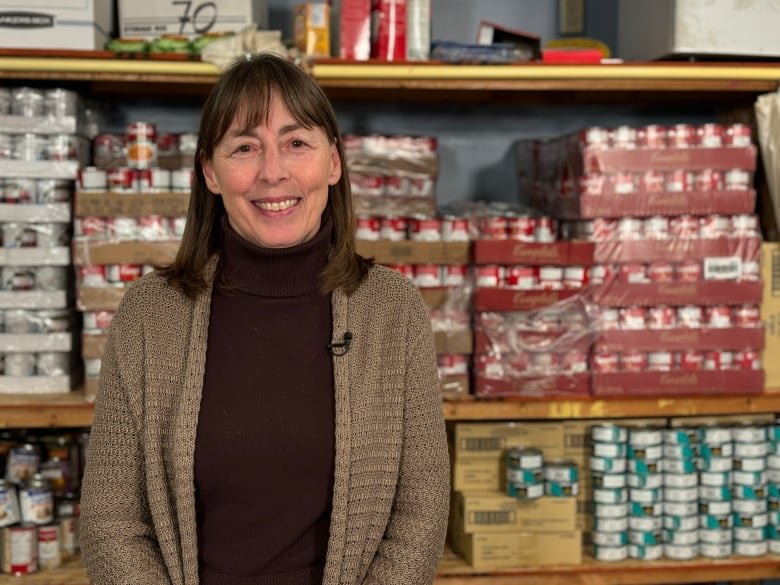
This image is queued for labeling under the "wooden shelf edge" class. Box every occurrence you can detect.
[0,389,94,428]
[442,392,780,420]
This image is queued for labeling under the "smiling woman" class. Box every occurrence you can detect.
[79,53,450,585]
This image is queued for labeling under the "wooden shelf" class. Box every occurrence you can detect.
[1,391,779,429]
[435,551,780,584]
[0,56,778,100]
[0,390,93,428]
[9,552,780,585]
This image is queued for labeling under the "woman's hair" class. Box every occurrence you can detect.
[160,53,371,297]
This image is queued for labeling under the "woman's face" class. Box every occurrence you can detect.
[203,92,341,249]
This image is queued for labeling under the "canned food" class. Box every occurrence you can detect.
[700,500,732,516]
[630,501,663,518]
[409,217,442,242]
[0,480,19,527]
[665,501,699,517]
[699,542,732,559]
[698,485,731,502]
[644,216,670,240]
[545,481,578,497]
[664,543,698,560]
[441,216,471,241]
[629,459,661,474]
[171,168,193,192]
[594,487,628,505]
[735,457,767,473]
[666,487,700,503]
[37,179,72,203]
[544,460,577,483]
[59,517,78,561]
[629,427,663,447]
[664,529,698,546]
[699,527,733,544]
[593,442,627,459]
[700,471,731,487]
[591,456,626,474]
[735,485,767,500]
[734,512,768,529]
[594,516,628,532]
[37,523,61,570]
[735,442,769,459]
[664,427,698,445]
[769,453,780,469]
[699,442,734,459]
[506,481,544,500]
[664,514,698,532]
[507,448,543,470]
[700,514,733,530]
[592,473,627,489]
[630,487,663,504]
[628,473,663,489]
[0,525,37,575]
[20,474,53,525]
[629,515,662,532]
[663,443,697,460]
[44,88,78,117]
[628,444,663,461]
[594,503,630,518]
[593,545,628,562]
[732,423,767,443]
[11,87,44,117]
[592,531,629,547]
[629,543,663,560]
[734,540,768,557]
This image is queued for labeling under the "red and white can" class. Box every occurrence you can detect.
[77,167,107,192]
[725,169,751,191]
[670,215,700,239]
[561,349,588,373]
[617,217,644,240]
[704,350,734,370]
[579,173,604,195]
[706,305,733,328]
[732,214,760,238]
[409,217,442,242]
[647,350,675,372]
[734,304,761,328]
[592,351,619,373]
[585,126,611,148]
[508,215,536,242]
[677,259,702,282]
[621,350,648,372]
[1,525,37,575]
[699,214,731,239]
[413,264,442,288]
[648,261,675,282]
[644,216,670,240]
[612,171,637,194]
[680,350,704,371]
[83,310,115,333]
[588,264,616,285]
[476,265,502,288]
[637,125,667,149]
[725,123,752,147]
[598,308,620,330]
[384,176,409,196]
[668,124,697,148]
[355,216,380,240]
[620,263,649,284]
[620,306,647,330]
[441,216,471,241]
[350,174,384,196]
[529,352,560,373]
[666,169,693,192]
[677,305,703,328]
[505,265,537,290]
[592,218,618,241]
[379,216,408,241]
[641,170,665,192]
[741,260,760,281]
[78,265,107,287]
[563,266,587,289]
[734,349,761,370]
[698,123,725,148]
[647,305,677,329]
[695,169,725,191]
[612,125,638,149]
[387,263,414,280]
[479,216,508,240]
[538,265,564,290]
[408,177,434,197]
[534,217,556,243]
[107,167,134,193]
[75,216,108,240]
[137,215,167,241]
[442,264,468,287]
[437,353,468,376]
[106,263,143,284]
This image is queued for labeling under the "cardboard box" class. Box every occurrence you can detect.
[451,492,577,534]
[472,240,593,266]
[451,456,502,492]
[593,236,761,264]
[618,0,780,60]
[591,370,763,397]
[595,327,764,353]
[75,192,190,218]
[433,329,472,355]
[72,241,180,266]
[0,1,112,50]
[592,281,761,307]
[356,240,470,264]
[473,372,590,399]
[448,422,565,461]
[440,374,469,398]
[117,0,267,39]
[77,286,127,312]
[584,145,757,174]
[449,529,582,570]
[762,242,780,389]
[474,288,579,312]
[293,3,330,57]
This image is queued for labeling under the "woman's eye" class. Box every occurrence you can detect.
[290,139,306,148]
[236,144,252,153]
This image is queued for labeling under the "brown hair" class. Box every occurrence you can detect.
[160,53,371,297]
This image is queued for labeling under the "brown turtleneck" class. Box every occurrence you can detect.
[195,217,334,585]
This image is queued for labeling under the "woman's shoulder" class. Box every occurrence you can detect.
[117,269,194,315]
[360,264,420,297]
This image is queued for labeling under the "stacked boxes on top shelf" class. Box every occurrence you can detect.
[350,133,473,397]
[470,204,594,399]
[0,87,89,394]
[516,122,763,397]
[74,122,193,400]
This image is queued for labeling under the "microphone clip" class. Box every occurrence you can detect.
[325,331,353,356]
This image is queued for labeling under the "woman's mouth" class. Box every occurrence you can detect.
[254,198,300,212]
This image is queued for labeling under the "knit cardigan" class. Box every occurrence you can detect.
[79,257,450,585]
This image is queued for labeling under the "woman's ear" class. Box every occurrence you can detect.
[202,158,221,194]
[327,142,342,186]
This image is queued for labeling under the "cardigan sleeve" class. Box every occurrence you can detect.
[361,291,450,584]
[79,300,172,585]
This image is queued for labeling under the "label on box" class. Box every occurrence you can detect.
[704,256,741,281]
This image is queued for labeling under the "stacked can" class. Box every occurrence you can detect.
[730,423,769,557]
[767,420,780,554]
[590,424,630,562]
[544,460,579,497]
[627,426,665,560]
[663,427,700,559]
[697,424,733,559]
[505,448,544,500]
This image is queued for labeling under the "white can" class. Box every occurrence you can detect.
[628,473,663,489]
[735,526,767,542]
[699,442,734,459]
[629,515,662,532]
[700,542,732,558]
[732,424,767,443]
[770,540,780,555]
[698,485,731,502]
[701,500,732,516]
[629,459,661,474]
[5,353,36,376]
[768,454,780,469]
[628,444,663,461]
[594,503,630,518]
[666,486,699,503]
[664,501,698,517]
[734,512,768,529]
[663,458,697,474]
[734,484,766,500]
[733,470,767,487]
[630,501,663,518]
[699,425,732,444]
[629,427,663,447]
[699,456,733,472]
[629,543,663,560]
[592,531,629,547]
[594,487,628,504]
[594,473,627,489]
[663,443,697,459]
[594,516,628,532]
[734,540,768,556]
[664,543,698,560]
[664,427,698,445]
[664,473,698,489]
[700,471,731,487]
[630,487,663,504]
[701,514,733,530]
[590,456,626,474]
[699,528,733,544]
[735,457,767,473]
[593,442,627,459]
[664,514,699,532]
[593,545,628,562]
[664,529,698,546]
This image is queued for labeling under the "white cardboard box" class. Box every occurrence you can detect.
[618,0,780,60]
[117,0,268,39]
[0,0,112,50]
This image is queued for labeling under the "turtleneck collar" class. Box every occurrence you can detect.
[218,214,332,297]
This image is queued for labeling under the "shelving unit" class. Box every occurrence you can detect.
[1,53,779,584]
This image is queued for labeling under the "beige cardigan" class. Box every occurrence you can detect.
[80,260,449,585]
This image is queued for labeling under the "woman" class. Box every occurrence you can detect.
[80,54,449,585]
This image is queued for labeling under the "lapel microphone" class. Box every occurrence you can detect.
[325,331,353,356]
